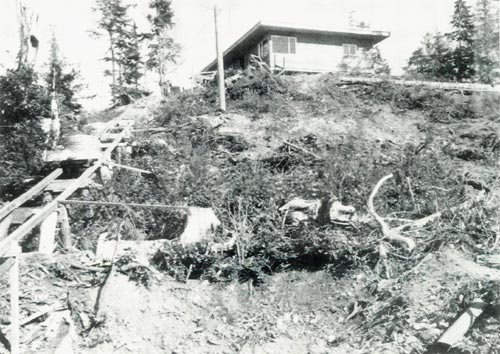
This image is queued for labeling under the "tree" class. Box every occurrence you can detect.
[15,0,39,69]
[93,0,131,102]
[405,33,454,80]
[45,35,82,114]
[473,0,500,83]
[93,0,147,104]
[147,0,174,36]
[367,47,391,75]
[0,67,50,187]
[146,0,180,94]
[448,0,475,81]
[119,22,143,89]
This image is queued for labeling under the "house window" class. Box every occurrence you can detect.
[259,40,270,58]
[272,36,297,54]
[343,44,357,57]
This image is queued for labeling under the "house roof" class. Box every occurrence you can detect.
[202,21,390,72]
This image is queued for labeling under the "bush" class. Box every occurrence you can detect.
[0,67,50,195]
[155,89,213,126]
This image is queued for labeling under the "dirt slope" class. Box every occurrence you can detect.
[2,80,500,354]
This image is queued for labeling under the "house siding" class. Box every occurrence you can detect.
[270,32,374,72]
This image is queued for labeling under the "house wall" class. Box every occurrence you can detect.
[270,32,374,73]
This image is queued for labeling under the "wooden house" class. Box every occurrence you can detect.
[202,21,390,74]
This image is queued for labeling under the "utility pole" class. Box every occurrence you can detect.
[214,0,226,111]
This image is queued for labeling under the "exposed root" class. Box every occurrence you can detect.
[367,173,416,252]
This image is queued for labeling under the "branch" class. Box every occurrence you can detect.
[367,174,416,252]
[283,141,322,160]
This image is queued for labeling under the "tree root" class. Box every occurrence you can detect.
[367,174,416,252]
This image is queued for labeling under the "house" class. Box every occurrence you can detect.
[202,21,390,74]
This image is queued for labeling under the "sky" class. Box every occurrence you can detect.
[0,0,461,109]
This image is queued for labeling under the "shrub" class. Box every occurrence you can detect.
[0,66,50,195]
[155,89,213,126]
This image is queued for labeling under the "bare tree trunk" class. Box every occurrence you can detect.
[108,32,117,102]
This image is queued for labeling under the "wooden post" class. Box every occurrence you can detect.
[214,1,226,112]
[436,298,487,346]
[39,211,57,254]
[57,205,71,250]
[116,147,123,165]
[9,254,20,354]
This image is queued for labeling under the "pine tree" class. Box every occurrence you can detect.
[93,0,131,102]
[119,22,143,89]
[406,33,454,80]
[146,0,179,94]
[448,0,475,81]
[473,0,500,83]
[148,0,174,36]
[45,35,82,113]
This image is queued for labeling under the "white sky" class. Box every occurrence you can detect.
[0,0,461,109]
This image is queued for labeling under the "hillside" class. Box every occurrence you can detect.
[2,73,500,354]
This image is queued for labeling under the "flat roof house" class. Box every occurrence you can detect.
[202,21,390,74]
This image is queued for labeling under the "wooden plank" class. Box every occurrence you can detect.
[0,258,15,277]
[105,162,153,175]
[99,142,128,150]
[132,128,168,133]
[9,256,20,354]
[9,208,39,225]
[0,214,13,238]
[38,212,58,254]
[100,133,126,143]
[339,76,500,93]
[45,179,82,193]
[59,200,188,210]
[437,298,487,346]
[0,169,62,221]
[0,133,126,257]
[57,205,71,250]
